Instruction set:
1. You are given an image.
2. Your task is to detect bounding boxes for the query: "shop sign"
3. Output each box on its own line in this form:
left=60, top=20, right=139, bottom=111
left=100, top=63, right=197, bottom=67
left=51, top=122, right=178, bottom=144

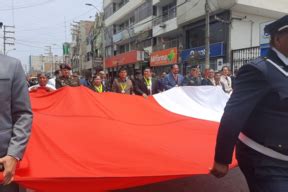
left=150, top=47, right=178, bottom=66
left=105, top=50, right=145, bottom=68
left=181, top=42, right=224, bottom=62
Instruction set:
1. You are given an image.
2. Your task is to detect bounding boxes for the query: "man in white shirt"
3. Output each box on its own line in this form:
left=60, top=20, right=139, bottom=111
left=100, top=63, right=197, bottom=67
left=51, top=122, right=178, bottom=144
left=220, top=66, right=232, bottom=94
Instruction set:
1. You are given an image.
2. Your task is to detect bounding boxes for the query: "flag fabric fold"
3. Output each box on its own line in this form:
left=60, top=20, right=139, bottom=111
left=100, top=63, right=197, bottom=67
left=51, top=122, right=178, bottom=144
left=1, top=86, right=235, bottom=192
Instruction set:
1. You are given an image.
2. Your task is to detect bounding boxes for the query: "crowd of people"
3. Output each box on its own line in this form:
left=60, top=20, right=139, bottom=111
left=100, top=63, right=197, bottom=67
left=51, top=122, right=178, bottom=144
left=26, top=63, right=235, bottom=96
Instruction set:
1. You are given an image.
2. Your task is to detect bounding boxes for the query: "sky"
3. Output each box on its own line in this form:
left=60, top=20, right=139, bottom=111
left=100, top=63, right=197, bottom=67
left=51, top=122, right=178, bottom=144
left=0, top=0, right=102, bottom=68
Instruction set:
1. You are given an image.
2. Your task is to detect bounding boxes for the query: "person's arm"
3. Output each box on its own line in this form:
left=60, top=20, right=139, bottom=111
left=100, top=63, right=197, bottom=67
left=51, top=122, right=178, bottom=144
left=134, top=80, right=145, bottom=96
left=163, top=75, right=172, bottom=90
left=55, top=78, right=61, bottom=89
left=211, top=64, right=270, bottom=177
left=0, top=61, right=33, bottom=185
left=153, top=79, right=159, bottom=94
left=183, top=76, right=189, bottom=86
left=130, top=80, right=135, bottom=95
left=179, top=75, right=185, bottom=86
left=111, top=80, right=117, bottom=93
left=9, top=61, right=33, bottom=160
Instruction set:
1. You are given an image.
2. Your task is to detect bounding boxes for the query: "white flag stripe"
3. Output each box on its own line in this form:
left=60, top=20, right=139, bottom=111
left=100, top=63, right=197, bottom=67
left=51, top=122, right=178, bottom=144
left=153, top=86, right=229, bottom=122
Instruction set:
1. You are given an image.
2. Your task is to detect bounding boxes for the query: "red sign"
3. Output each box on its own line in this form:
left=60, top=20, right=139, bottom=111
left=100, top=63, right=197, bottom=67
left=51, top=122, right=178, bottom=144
left=150, top=47, right=178, bottom=66
left=105, top=50, right=145, bottom=68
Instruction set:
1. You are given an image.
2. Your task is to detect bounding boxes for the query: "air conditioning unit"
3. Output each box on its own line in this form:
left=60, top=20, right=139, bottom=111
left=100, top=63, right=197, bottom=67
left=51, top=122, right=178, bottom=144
left=159, top=23, right=166, bottom=28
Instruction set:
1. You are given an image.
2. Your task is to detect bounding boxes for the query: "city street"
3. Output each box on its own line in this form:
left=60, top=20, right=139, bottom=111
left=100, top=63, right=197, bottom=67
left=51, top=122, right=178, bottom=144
left=0, top=0, right=287, bottom=191
left=117, top=168, right=249, bottom=192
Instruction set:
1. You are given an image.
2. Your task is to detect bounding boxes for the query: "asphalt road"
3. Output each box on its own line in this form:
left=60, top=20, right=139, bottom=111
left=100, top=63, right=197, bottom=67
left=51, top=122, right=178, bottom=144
left=116, top=168, right=249, bottom=192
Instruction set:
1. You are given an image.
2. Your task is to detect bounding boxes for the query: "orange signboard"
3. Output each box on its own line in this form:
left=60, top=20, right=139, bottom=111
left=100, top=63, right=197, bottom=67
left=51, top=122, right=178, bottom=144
left=150, top=47, right=178, bottom=66
left=105, top=50, right=144, bottom=68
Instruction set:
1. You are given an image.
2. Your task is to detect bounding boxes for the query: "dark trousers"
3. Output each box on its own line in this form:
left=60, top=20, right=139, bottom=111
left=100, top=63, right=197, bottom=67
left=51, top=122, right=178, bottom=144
left=239, top=163, right=288, bottom=192
left=0, top=183, right=19, bottom=192
left=237, top=141, right=288, bottom=192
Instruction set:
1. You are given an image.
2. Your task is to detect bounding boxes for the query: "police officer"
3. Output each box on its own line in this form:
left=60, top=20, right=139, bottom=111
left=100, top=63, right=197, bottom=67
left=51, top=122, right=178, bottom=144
left=55, top=64, right=80, bottom=89
left=184, top=65, right=203, bottom=86
left=211, top=15, right=288, bottom=192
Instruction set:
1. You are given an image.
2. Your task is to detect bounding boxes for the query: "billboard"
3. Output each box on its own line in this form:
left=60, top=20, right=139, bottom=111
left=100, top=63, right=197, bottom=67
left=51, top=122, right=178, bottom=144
left=150, top=47, right=178, bottom=66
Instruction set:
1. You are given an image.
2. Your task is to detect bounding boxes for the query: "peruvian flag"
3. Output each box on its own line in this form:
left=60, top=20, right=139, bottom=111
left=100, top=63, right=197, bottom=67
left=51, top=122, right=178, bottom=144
left=2, top=86, right=236, bottom=192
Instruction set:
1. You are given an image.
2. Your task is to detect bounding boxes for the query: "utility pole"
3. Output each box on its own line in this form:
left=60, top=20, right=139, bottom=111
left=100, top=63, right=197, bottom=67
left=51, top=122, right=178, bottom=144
left=45, top=46, right=53, bottom=75
left=205, top=0, right=210, bottom=69
left=3, top=25, right=15, bottom=55
left=71, top=21, right=80, bottom=73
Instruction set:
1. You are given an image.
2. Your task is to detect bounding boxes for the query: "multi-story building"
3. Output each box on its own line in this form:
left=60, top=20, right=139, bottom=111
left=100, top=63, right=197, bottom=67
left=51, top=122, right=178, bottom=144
left=102, top=0, right=287, bottom=76
left=177, top=0, right=288, bottom=73
left=86, top=13, right=105, bottom=74
left=150, top=0, right=181, bottom=74
left=29, top=55, right=64, bottom=76
left=70, top=20, right=94, bottom=75
left=103, top=0, right=153, bottom=77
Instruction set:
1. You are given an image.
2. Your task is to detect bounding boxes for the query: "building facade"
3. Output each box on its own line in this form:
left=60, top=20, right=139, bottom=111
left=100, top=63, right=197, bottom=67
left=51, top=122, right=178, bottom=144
left=101, top=0, right=288, bottom=77
left=29, top=55, right=64, bottom=76
left=103, top=0, right=153, bottom=77
left=70, top=20, right=95, bottom=75
left=177, top=0, right=288, bottom=73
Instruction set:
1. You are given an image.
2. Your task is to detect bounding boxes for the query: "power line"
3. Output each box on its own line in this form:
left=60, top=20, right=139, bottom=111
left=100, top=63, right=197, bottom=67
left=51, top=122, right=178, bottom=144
left=15, top=8, right=95, bottom=32
left=0, top=0, right=55, bottom=11
left=15, top=41, right=45, bottom=49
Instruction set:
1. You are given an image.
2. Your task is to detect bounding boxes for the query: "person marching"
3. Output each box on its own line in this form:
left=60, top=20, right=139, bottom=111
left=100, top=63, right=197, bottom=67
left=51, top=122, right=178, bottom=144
left=134, top=67, right=159, bottom=98
left=211, top=15, right=288, bottom=192
left=163, top=64, right=185, bottom=90
left=90, top=75, right=107, bottom=93
left=111, top=67, right=133, bottom=95
left=55, top=64, right=80, bottom=89
left=29, top=73, right=56, bottom=92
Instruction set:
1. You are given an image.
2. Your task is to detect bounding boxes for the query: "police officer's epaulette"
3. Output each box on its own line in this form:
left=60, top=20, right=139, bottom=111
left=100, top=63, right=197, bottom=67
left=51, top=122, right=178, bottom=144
left=246, top=56, right=268, bottom=75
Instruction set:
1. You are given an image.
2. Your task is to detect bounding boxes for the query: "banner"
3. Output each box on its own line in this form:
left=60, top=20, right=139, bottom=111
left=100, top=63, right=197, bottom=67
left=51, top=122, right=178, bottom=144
left=1, top=86, right=236, bottom=192
left=105, top=50, right=145, bottom=68
left=150, top=47, right=178, bottom=66
left=181, top=42, right=224, bottom=62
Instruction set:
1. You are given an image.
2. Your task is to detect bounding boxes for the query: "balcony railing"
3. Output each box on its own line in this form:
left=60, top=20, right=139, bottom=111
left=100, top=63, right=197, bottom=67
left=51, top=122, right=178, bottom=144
left=153, top=9, right=176, bottom=26
left=153, top=39, right=178, bottom=51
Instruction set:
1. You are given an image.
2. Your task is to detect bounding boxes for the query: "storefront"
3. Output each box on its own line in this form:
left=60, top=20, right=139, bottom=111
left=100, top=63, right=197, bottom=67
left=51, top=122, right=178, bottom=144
left=150, top=47, right=178, bottom=76
left=181, top=42, right=225, bottom=74
left=182, top=11, right=230, bottom=73
left=105, top=50, right=145, bottom=78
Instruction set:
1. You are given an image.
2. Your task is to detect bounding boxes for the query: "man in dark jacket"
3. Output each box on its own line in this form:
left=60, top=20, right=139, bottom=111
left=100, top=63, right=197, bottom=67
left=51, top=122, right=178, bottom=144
left=134, top=67, right=159, bottom=98
left=55, top=64, right=80, bottom=89
left=211, top=15, right=288, bottom=192
left=184, top=65, right=203, bottom=86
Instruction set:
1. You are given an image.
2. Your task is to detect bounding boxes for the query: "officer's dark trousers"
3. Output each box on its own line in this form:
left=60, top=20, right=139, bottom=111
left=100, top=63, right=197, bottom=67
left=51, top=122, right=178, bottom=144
left=239, top=163, right=288, bottom=192
left=237, top=142, right=288, bottom=192
left=0, top=183, right=19, bottom=192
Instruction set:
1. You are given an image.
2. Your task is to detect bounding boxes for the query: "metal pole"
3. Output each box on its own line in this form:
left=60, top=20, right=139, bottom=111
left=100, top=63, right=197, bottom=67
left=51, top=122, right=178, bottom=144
left=3, top=25, right=6, bottom=55
left=205, top=0, right=210, bottom=69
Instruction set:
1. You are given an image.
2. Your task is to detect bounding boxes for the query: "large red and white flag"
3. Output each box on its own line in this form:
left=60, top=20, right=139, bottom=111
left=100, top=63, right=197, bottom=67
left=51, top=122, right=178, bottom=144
left=1, top=86, right=236, bottom=192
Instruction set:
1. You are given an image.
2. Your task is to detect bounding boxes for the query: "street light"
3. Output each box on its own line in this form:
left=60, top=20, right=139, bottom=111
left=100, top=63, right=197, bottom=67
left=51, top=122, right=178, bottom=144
left=85, top=3, right=101, bottom=12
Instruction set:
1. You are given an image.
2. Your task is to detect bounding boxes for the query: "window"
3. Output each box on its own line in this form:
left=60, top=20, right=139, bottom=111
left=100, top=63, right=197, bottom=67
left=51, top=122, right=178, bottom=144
left=104, top=4, right=114, bottom=19
left=134, top=1, right=152, bottom=23
left=210, top=22, right=225, bottom=44
left=119, top=44, right=130, bottom=54
left=153, top=6, right=157, bottom=16
left=187, top=27, right=205, bottom=48
left=187, top=21, right=226, bottom=48
left=113, top=25, right=117, bottom=34
left=162, top=1, right=176, bottom=22
left=119, top=0, right=129, bottom=8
